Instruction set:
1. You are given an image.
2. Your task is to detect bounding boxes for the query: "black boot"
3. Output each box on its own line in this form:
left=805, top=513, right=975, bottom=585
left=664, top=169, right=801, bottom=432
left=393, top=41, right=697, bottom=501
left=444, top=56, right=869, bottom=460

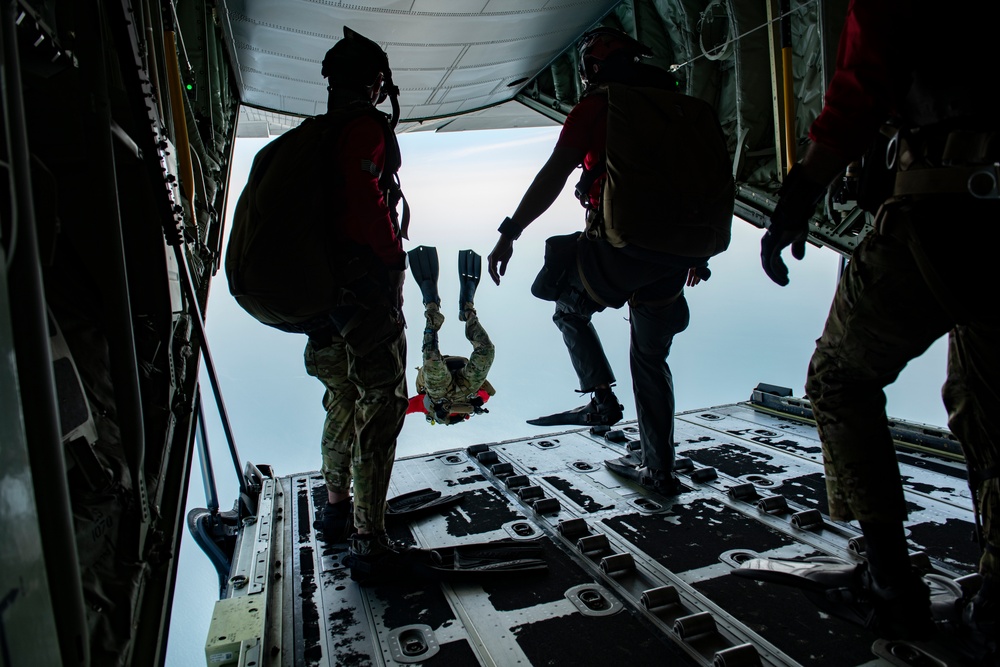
left=527, top=390, right=623, bottom=427
left=345, top=533, right=433, bottom=586
left=963, top=575, right=999, bottom=657
left=458, top=249, right=481, bottom=321
left=319, top=498, right=354, bottom=543
left=858, top=520, right=935, bottom=639
left=604, top=458, right=684, bottom=495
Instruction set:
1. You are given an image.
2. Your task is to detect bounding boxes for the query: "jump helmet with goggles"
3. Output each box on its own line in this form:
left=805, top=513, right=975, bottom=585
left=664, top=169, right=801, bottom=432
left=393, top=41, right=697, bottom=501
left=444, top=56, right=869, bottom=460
left=322, top=27, right=393, bottom=104
left=577, top=27, right=654, bottom=86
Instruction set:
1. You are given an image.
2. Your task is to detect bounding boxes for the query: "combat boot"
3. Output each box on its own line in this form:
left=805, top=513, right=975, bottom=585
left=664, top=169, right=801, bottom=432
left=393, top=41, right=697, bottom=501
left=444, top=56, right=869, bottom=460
left=861, top=568, right=935, bottom=640
left=527, top=389, right=623, bottom=427
left=319, top=499, right=354, bottom=543
left=345, top=532, right=422, bottom=586
left=604, top=458, right=684, bottom=496
left=962, top=575, right=998, bottom=659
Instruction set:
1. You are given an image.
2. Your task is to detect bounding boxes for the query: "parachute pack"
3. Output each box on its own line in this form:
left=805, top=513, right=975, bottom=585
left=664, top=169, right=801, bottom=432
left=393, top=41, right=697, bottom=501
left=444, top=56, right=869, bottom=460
left=225, top=104, right=406, bottom=329
left=590, top=84, right=735, bottom=258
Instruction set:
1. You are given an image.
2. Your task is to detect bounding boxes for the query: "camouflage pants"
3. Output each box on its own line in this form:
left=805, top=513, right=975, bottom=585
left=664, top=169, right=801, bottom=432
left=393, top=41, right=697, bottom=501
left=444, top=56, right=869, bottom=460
left=303, top=317, right=408, bottom=534
left=420, top=310, right=494, bottom=401
left=805, top=197, right=1000, bottom=577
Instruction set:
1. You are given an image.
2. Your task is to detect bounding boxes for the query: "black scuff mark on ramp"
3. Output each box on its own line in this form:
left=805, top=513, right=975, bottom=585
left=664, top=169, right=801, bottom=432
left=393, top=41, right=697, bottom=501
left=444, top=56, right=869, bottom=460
left=906, top=518, right=979, bottom=574
left=542, top=475, right=613, bottom=513
left=693, top=575, right=873, bottom=667
left=299, top=545, right=322, bottom=665
left=373, top=580, right=459, bottom=632
left=776, top=472, right=829, bottom=512
left=602, top=498, right=793, bottom=573
left=483, top=538, right=594, bottom=612
left=727, top=429, right=822, bottom=455
left=443, top=465, right=487, bottom=487
left=443, top=486, right=523, bottom=537
left=512, top=606, right=696, bottom=666
left=426, top=640, right=480, bottom=663
left=901, top=475, right=958, bottom=496
left=297, top=477, right=315, bottom=545
left=753, top=436, right=822, bottom=455
left=684, top=435, right=714, bottom=444
left=681, top=442, right=786, bottom=478
left=325, top=607, right=369, bottom=666
left=776, top=472, right=925, bottom=515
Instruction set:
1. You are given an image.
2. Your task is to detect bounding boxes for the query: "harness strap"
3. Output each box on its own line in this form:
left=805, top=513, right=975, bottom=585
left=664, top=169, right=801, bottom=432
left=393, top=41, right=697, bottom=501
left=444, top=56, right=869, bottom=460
left=894, top=163, right=1000, bottom=199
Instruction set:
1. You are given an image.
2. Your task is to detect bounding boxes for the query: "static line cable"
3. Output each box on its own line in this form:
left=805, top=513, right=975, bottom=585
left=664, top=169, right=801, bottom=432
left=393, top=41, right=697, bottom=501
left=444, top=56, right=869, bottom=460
left=669, top=0, right=820, bottom=73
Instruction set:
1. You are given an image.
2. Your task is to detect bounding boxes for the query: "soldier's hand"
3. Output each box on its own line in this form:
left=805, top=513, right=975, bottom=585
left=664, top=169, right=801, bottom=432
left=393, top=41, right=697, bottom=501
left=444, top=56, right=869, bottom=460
left=487, top=236, right=514, bottom=286
left=760, top=165, right=828, bottom=287
left=761, top=227, right=808, bottom=287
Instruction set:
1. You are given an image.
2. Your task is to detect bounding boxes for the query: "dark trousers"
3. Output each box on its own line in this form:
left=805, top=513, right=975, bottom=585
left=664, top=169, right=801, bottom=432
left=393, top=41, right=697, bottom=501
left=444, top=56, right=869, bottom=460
left=552, top=236, right=692, bottom=473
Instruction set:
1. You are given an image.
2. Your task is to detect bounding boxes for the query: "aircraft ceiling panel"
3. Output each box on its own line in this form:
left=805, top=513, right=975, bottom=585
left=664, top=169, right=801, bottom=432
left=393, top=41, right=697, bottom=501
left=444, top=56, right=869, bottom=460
left=224, top=0, right=620, bottom=124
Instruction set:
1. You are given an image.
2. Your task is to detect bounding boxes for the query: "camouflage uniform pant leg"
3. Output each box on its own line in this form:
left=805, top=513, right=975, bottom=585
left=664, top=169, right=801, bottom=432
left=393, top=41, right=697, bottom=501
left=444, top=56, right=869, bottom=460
left=420, top=337, right=452, bottom=399
left=304, top=338, right=358, bottom=493
left=805, top=224, right=953, bottom=525
left=943, top=322, right=1000, bottom=578
left=458, top=313, right=495, bottom=392
left=304, top=326, right=408, bottom=534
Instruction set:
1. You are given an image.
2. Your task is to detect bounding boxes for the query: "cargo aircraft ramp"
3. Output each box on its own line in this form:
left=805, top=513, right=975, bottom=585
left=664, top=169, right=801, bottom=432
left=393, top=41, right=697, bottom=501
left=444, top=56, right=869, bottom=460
left=207, top=387, right=976, bottom=666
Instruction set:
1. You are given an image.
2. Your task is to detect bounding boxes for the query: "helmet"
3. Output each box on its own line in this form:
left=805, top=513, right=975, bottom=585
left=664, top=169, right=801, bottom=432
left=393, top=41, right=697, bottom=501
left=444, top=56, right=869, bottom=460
left=577, top=27, right=653, bottom=86
left=322, top=26, right=392, bottom=102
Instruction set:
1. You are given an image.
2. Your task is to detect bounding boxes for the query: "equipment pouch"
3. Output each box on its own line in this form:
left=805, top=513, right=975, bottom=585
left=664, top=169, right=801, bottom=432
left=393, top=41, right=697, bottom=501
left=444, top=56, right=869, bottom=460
left=858, top=125, right=899, bottom=213
left=531, top=233, right=582, bottom=302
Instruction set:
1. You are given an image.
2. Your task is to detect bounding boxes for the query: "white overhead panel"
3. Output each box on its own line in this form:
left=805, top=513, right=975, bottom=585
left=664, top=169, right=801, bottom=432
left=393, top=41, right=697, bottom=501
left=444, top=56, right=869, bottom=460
left=224, top=0, right=619, bottom=134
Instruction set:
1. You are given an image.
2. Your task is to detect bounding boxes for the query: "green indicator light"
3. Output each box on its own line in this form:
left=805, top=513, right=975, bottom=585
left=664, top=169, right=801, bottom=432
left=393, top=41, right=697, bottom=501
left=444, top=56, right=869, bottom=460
left=186, top=84, right=193, bottom=90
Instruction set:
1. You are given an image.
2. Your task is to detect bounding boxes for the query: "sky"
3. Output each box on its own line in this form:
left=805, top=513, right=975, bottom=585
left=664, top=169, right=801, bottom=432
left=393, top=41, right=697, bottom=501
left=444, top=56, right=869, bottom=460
left=164, top=126, right=949, bottom=666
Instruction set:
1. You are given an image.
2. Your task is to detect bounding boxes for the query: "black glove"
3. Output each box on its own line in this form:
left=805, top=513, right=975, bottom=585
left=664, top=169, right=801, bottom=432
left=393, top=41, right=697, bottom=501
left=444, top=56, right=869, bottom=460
left=761, top=165, right=829, bottom=286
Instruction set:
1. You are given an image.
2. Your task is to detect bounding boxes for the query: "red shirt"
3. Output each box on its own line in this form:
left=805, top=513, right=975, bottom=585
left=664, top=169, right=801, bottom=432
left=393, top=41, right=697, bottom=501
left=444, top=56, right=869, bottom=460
left=556, top=93, right=608, bottom=208
left=808, top=1, right=907, bottom=160
left=406, top=390, right=491, bottom=416
left=335, top=114, right=405, bottom=267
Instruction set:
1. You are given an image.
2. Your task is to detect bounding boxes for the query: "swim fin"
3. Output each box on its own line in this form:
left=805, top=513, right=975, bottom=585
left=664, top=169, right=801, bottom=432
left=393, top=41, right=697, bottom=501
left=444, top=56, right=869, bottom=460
left=412, top=539, right=548, bottom=582
left=527, top=395, right=623, bottom=427
left=732, top=556, right=944, bottom=639
left=408, top=245, right=440, bottom=305
left=385, top=488, right=465, bottom=520
left=458, top=249, right=481, bottom=321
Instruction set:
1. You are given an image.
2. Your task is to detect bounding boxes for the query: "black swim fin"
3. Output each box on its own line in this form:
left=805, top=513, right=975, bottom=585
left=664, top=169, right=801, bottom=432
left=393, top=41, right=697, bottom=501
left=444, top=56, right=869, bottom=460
left=408, top=245, right=440, bottom=305
left=412, top=539, right=548, bottom=582
left=458, top=249, right=481, bottom=320
left=527, top=395, right=623, bottom=427
left=385, top=488, right=465, bottom=520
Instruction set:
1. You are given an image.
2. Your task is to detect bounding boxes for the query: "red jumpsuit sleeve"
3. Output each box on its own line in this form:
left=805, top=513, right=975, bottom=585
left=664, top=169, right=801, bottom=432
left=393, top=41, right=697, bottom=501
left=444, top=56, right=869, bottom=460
left=556, top=94, right=607, bottom=171
left=556, top=95, right=607, bottom=206
left=336, top=115, right=406, bottom=268
left=809, top=0, right=910, bottom=159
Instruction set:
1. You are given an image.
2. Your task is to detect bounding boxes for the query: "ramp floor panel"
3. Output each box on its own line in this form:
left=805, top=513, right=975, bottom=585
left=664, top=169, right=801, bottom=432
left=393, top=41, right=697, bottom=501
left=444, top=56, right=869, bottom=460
left=244, top=400, right=981, bottom=666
